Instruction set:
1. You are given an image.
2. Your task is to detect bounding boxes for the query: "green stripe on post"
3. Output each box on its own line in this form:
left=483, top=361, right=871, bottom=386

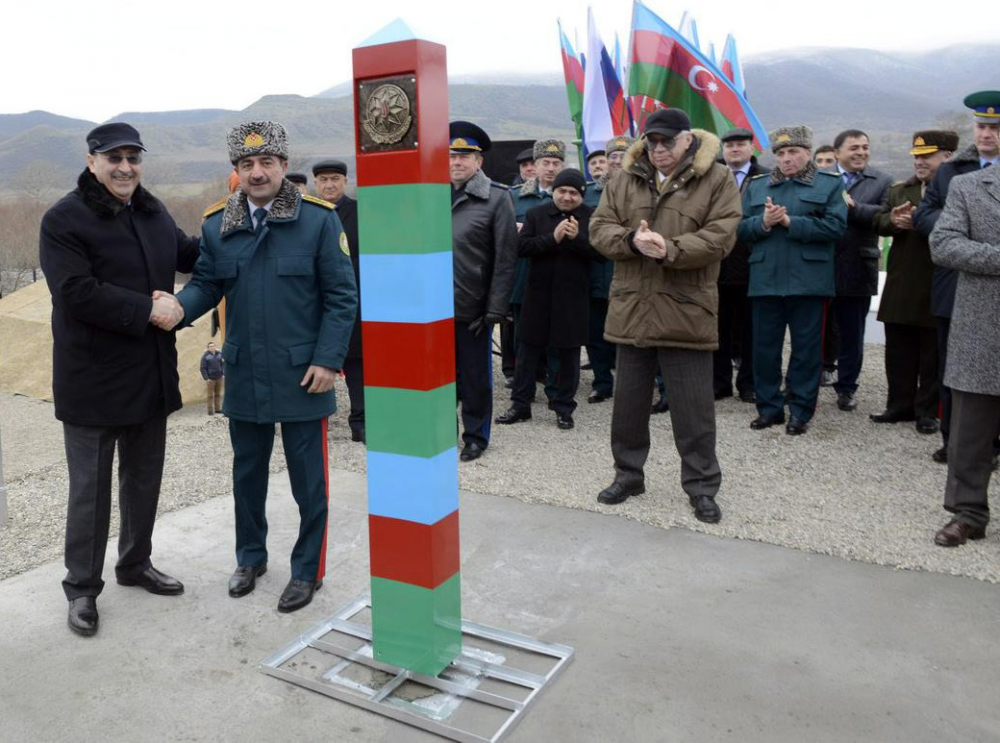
left=357, top=184, right=452, bottom=256
left=370, top=573, right=462, bottom=677
left=365, top=383, right=457, bottom=458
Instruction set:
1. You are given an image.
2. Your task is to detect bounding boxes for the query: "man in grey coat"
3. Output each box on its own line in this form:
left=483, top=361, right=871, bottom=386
left=928, top=165, right=1000, bottom=546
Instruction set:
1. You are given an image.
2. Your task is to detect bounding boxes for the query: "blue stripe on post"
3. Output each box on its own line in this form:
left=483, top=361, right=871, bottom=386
left=359, top=252, right=454, bottom=324
left=367, top=449, right=460, bottom=525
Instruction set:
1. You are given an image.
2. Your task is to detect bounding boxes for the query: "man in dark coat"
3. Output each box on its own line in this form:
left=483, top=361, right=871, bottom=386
left=200, top=340, right=225, bottom=415
left=913, top=90, right=1000, bottom=463
left=829, top=129, right=893, bottom=412
left=160, top=121, right=358, bottom=614
left=496, top=169, right=601, bottom=429
left=714, top=127, right=768, bottom=402
left=313, top=158, right=365, bottom=443
left=39, top=122, right=200, bottom=636
left=871, top=131, right=958, bottom=433
left=449, top=121, right=518, bottom=461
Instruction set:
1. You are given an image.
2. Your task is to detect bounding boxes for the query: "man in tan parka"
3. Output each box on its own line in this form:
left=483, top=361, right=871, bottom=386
left=590, top=108, right=742, bottom=523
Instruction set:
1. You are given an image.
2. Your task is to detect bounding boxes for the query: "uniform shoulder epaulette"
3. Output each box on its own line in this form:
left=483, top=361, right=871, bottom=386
left=202, top=198, right=226, bottom=219
left=890, top=179, right=907, bottom=187
left=302, top=194, right=336, bottom=210
left=750, top=173, right=769, bottom=180
left=490, top=181, right=509, bottom=190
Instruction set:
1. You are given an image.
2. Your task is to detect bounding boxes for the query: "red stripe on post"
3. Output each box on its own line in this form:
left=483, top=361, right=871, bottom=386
left=362, top=318, right=456, bottom=391
left=369, top=511, right=460, bottom=590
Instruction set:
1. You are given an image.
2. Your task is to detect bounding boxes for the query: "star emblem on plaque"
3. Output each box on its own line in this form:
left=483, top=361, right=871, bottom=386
left=358, top=76, right=418, bottom=152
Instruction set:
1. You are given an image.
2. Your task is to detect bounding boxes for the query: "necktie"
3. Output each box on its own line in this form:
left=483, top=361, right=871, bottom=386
left=843, top=172, right=857, bottom=189
left=984, top=161, right=993, bottom=169
left=253, top=207, right=267, bottom=233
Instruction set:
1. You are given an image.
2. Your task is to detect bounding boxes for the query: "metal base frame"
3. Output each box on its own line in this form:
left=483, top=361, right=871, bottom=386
left=259, top=596, right=574, bottom=742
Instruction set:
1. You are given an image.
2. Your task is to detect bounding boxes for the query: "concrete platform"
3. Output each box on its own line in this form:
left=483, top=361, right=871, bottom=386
left=1, top=468, right=998, bottom=743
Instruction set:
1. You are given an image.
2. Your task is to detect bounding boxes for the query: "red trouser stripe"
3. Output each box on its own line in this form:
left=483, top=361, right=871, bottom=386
left=316, top=417, right=330, bottom=582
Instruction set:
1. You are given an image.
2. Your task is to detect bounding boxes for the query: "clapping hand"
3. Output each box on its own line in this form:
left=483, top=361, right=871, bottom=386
left=150, top=291, right=185, bottom=331
left=632, top=219, right=668, bottom=260
left=890, top=201, right=915, bottom=230
left=554, top=215, right=579, bottom=243
left=763, top=197, right=790, bottom=229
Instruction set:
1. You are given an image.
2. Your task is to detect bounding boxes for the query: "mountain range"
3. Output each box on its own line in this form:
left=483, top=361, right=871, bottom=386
left=0, top=44, right=995, bottom=194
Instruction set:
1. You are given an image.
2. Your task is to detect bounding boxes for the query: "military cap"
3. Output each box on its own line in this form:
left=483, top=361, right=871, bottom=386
left=552, top=168, right=586, bottom=196
left=227, top=121, right=288, bottom=164
left=587, top=149, right=606, bottom=162
left=86, top=122, right=145, bottom=153
left=449, top=121, right=491, bottom=153
left=515, top=147, right=535, bottom=164
left=721, top=127, right=754, bottom=143
left=533, top=139, right=566, bottom=161
left=769, top=125, right=813, bottom=152
left=605, top=135, right=635, bottom=154
left=963, top=91, right=1000, bottom=124
left=909, top=130, right=960, bottom=156
left=644, top=108, right=691, bottom=138
left=312, top=159, right=348, bottom=177
left=286, top=172, right=308, bottom=185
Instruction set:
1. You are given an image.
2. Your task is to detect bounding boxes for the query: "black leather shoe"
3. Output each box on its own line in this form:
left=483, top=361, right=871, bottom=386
left=460, top=443, right=485, bottom=462
left=650, top=395, right=670, bottom=414
left=117, top=566, right=184, bottom=595
left=495, top=407, right=531, bottom=424
left=67, top=597, right=98, bottom=637
left=820, top=370, right=836, bottom=387
left=932, top=446, right=948, bottom=464
left=228, top=564, right=267, bottom=598
left=750, top=413, right=785, bottom=430
left=597, top=481, right=645, bottom=505
left=277, top=579, right=322, bottom=613
left=350, top=428, right=366, bottom=443
left=837, top=392, right=857, bottom=411
left=916, top=417, right=939, bottom=435
left=588, top=390, right=611, bottom=403
left=785, top=417, right=808, bottom=435
left=738, top=389, right=756, bottom=403
left=690, top=495, right=721, bottom=523
left=556, top=413, right=574, bottom=430
left=869, top=409, right=915, bottom=423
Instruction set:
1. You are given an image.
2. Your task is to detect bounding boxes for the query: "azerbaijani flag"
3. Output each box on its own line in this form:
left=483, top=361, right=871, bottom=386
left=628, top=1, right=769, bottom=151
left=720, top=34, right=747, bottom=97
left=558, top=20, right=585, bottom=148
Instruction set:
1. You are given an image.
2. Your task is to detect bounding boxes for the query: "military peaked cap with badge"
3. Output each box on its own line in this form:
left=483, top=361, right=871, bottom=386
left=86, top=122, right=146, bottom=153
left=964, top=91, right=1000, bottom=124
left=769, top=125, right=813, bottom=152
left=449, top=121, right=492, bottom=153
left=606, top=135, right=635, bottom=154
left=533, top=139, right=566, bottom=161
left=227, top=121, right=289, bottom=164
left=313, top=159, right=348, bottom=177
left=909, top=130, right=960, bottom=156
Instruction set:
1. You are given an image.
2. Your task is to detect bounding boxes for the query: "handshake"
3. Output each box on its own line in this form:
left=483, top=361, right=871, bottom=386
left=149, top=291, right=185, bottom=331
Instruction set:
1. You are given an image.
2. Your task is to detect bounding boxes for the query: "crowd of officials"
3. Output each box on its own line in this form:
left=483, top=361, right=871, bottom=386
left=38, top=90, right=1000, bottom=637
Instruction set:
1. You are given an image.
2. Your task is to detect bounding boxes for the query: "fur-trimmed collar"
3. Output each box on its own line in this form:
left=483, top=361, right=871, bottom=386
left=76, top=169, right=162, bottom=219
left=515, top=175, right=543, bottom=197
left=622, top=128, right=722, bottom=182
left=949, top=143, right=983, bottom=166
left=770, top=160, right=818, bottom=186
left=462, top=168, right=492, bottom=200
left=220, top=178, right=301, bottom=235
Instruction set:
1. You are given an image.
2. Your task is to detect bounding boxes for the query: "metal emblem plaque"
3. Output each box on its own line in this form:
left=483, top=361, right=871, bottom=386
left=358, top=76, right=417, bottom=152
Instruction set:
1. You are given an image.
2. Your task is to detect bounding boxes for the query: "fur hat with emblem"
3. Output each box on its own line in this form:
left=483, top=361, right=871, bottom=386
left=605, top=135, right=635, bottom=155
left=533, top=139, right=566, bottom=161
left=769, top=125, right=812, bottom=153
left=227, top=121, right=289, bottom=164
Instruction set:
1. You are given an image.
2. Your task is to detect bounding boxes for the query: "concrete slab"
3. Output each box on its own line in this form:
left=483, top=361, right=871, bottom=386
left=1, top=469, right=998, bottom=743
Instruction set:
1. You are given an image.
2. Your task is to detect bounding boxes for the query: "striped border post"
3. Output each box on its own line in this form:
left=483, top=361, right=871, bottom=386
left=353, top=21, right=460, bottom=677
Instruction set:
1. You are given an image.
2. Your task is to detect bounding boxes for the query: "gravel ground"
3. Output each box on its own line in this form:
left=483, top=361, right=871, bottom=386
left=2, top=340, right=998, bottom=583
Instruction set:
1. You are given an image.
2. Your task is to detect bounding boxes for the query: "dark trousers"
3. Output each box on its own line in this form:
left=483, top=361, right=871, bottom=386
left=229, top=417, right=330, bottom=582
left=822, top=299, right=840, bottom=372
left=455, top=320, right=493, bottom=449
left=714, top=283, right=754, bottom=396
left=500, top=321, right=516, bottom=378
left=62, top=416, right=167, bottom=600
left=882, top=323, right=938, bottom=418
left=833, top=295, right=872, bottom=394
left=512, top=343, right=580, bottom=416
left=586, top=298, right=615, bottom=396
left=611, top=345, right=720, bottom=499
left=944, top=390, right=1000, bottom=529
left=753, top=296, right=824, bottom=422
left=937, top=317, right=952, bottom=443
left=343, top=356, right=365, bottom=434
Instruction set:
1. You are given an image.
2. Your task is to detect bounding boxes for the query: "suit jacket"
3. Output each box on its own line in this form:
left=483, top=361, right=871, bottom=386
left=930, top=167, right=1000, bottom=396
left=832, top=166, right=893, bottom=296
left=719, top=157, right=768, bottom=285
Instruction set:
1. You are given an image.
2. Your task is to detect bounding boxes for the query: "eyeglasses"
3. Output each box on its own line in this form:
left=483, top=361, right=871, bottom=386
left=647, top=137, right=677, bottom=151
left=100, top=153, right=143, bottom=165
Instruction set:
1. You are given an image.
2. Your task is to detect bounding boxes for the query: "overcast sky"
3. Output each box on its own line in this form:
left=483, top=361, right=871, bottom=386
left=5, top=0, right=994, bottom=123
